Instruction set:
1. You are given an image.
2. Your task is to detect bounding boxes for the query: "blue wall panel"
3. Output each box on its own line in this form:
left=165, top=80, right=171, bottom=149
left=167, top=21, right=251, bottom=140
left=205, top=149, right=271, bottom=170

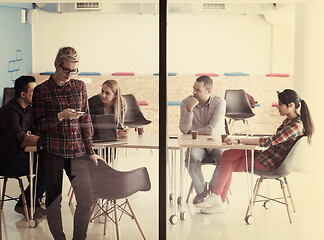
left=0, top=5, right=32, bottom=105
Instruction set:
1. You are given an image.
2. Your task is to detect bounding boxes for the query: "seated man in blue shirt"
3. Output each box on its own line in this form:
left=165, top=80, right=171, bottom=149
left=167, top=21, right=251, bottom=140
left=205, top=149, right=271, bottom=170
left=0, top=75, right=45, bottom=218
left=179, top=75, right=227, bottom=204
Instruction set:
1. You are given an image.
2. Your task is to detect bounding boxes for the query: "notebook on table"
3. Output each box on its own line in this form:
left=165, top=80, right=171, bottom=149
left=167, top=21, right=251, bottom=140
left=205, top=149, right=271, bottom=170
left=91, top=114, right=121, bottom=143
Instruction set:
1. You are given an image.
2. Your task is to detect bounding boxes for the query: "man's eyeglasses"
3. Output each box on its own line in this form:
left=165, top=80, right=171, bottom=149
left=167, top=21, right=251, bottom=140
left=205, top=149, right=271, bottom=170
left=60, top=65, right=79, bottom=75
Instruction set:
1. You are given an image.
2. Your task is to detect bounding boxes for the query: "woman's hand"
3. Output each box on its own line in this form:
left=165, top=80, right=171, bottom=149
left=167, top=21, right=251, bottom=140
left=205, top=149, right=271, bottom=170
left=117, top=129, right=128, bottom=138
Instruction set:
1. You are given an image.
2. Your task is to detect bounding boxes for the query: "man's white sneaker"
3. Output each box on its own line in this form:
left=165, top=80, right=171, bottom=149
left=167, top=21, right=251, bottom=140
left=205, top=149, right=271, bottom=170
left=195, top=193, right=222, bottom=208
left=200, top=203, right=227, bottom=214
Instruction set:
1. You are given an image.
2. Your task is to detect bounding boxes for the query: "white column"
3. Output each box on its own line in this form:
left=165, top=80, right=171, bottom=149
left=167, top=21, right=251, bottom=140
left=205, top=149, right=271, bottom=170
left=294, top=0, right=324, bottom=236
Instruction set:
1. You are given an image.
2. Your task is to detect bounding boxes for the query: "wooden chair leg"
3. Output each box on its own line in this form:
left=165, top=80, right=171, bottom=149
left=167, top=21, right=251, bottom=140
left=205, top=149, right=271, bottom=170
left=280, top=179, right=292, bottom=223
left=126, top=199, right=146, bottom=239
left=245, top=178, right=262, bottom=219
left=284, top=177, right=296, bottom=212
left=67, top=185, right=73, bottom=197
left=1, top=177, right=8, bottom=209
left=104, top=200, right=109, bottom=235
left=18, top=178, right=29, bottom=221
left=69, top=189, right=74, bottom=205
left=186, top=181, right=194, bottom=203
left=89, top=199, right=98, bottom=224
left=114, top=201, right=120, bottom=240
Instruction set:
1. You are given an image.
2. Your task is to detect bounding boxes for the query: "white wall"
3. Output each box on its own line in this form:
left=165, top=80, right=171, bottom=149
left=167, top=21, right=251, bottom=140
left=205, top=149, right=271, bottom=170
left=32, top=11, right=159, bottom=73
left=271, top=24, right=295, bottom=73
left=167, top=13, right=272, bottom=74
left=32, top=10, right=283, bottom=75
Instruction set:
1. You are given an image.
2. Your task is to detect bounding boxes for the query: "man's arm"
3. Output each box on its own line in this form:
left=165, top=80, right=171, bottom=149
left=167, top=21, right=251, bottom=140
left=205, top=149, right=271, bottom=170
left=78, top=82, right=95, bottom=156
left=179, top=97, right=197, bottom=134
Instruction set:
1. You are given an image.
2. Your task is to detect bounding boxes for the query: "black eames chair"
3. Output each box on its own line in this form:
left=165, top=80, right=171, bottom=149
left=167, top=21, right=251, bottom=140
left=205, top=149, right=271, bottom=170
left=123, top=94, right=151, bottom=129
left=225, top=89, right=255, bottom=135
left=0, top=170, right=30, bottom=221
left=2, top=87, right=15, bottom=106
left=88, top=161, right=151, bottom=239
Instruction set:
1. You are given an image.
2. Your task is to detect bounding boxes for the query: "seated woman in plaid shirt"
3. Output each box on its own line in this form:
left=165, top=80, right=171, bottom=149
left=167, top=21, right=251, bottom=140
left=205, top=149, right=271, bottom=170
left=196, top=89, right=313, bottom=214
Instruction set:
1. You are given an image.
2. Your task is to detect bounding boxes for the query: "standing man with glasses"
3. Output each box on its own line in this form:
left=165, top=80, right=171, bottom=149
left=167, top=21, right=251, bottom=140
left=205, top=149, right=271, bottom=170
left=32, top=46, right=104, bottom=240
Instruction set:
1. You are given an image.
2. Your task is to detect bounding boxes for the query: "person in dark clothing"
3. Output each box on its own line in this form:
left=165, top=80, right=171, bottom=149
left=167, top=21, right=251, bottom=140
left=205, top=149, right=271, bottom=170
left=0, top=75, right=46, bottom=219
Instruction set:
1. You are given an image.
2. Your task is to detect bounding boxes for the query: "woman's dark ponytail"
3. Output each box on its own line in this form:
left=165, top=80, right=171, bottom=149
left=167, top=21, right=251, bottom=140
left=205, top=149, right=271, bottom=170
left=300, top=99, right=313, bottom=143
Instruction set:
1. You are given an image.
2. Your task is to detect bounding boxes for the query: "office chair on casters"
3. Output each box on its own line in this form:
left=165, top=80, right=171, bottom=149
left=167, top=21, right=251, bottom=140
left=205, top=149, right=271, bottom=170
left=88, top=161, right=151, bottom=239
left=0, top=170, right=30, bottom=221
left=2, top=87, right=15, bottom=106
left=244, top=136, right=304, bottom=224
left=123, top=94, right=151, bottom=129
left=225, top=89, right=255, bottom=136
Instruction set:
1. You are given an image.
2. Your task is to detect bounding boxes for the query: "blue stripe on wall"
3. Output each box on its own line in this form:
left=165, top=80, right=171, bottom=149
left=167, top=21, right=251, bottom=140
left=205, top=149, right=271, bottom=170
left=0, top=5, right=32, bottom=105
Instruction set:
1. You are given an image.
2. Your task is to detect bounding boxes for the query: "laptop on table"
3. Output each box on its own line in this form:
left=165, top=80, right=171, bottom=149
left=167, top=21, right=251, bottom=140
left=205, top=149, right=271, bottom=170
left=91, top=114, right=122, bottom=143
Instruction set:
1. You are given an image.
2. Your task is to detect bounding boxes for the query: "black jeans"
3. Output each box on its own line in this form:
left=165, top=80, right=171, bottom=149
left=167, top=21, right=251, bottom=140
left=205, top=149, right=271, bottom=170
left=39, top=150, right=94, bottom=240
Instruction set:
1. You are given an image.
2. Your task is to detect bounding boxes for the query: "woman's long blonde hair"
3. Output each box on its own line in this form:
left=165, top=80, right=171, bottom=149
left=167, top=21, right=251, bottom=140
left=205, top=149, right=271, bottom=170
left=102, top=80, right=126, bottom=127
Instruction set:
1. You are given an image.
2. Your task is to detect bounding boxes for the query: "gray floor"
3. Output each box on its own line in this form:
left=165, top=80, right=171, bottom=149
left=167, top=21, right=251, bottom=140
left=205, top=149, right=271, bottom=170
left=1, top=148, right=324, bottom=240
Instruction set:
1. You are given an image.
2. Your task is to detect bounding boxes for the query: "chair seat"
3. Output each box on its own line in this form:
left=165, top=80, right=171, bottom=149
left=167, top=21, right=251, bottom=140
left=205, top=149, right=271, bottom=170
left=124, top=119, right=152, bottom=128
left=201, top=157, right=216, bottom=165
left=225, top=113, right=255, bottom=119
left=253, top=169, right=286, bottom=179
left=88, top=161, right=151, bottom=201
left=0, top=170, right=27, bottom=178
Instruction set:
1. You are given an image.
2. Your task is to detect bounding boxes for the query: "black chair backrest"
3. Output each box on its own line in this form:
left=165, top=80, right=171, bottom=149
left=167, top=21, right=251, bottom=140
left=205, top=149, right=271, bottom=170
left=225, top=89, right=254, bottom=116
left=2, top=87, right=15, bottom=106
left=87, top=161, right=151, bottom=200
left=123, top=94, right=151, bottom=127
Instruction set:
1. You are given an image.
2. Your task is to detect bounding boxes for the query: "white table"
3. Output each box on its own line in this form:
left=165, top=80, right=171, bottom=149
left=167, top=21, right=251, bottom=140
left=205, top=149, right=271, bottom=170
left=176, top=134, right=262, bottom=224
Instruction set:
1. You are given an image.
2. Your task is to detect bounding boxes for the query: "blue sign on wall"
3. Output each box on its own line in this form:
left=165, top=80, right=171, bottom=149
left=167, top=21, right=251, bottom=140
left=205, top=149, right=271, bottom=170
left=8, top=50, right=23, bottom=82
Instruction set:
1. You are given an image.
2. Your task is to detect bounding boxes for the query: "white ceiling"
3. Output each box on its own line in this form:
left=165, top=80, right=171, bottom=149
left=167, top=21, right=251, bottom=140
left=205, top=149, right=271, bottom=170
left=0, top=0, right=306, bottom=3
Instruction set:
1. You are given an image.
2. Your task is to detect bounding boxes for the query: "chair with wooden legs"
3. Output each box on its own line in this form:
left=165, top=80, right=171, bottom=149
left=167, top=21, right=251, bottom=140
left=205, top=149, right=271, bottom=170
left=88, top=161, right=151, bottom=239
left=244, top=136, right=304, bottom=224
left=0, top=170, right=30, bottom=221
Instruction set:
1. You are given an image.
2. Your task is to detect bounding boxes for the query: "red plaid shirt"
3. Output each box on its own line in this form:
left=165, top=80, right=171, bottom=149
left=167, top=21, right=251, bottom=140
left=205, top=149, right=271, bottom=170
left=256, top=116, right=304, bottom=170
left=32, top=76, right=95, bottom=158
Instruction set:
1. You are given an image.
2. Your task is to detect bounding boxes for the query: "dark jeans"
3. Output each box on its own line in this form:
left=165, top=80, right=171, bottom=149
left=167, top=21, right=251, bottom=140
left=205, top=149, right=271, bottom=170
left=39, top=150, right=94, bottom=240
left=1, top=153, right=45, bottom=207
